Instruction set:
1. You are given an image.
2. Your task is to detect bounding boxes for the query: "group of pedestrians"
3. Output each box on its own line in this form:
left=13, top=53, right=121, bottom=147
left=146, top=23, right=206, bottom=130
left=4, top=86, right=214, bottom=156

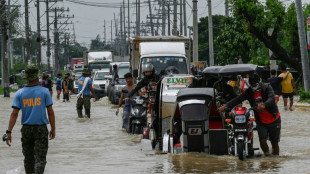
left=267, top=65, right=297, bottom=111
left=55, top=73, right=75, bottom=102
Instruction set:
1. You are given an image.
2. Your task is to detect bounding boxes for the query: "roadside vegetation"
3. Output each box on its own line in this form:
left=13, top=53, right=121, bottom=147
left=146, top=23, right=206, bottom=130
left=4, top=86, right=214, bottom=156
left=0, top=87, right=18, bottom=95
left=299, top=88, right=310, bottom=103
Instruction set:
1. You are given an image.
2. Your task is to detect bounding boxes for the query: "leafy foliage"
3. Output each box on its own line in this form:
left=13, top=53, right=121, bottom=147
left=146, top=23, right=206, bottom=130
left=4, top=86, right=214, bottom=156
left=230, top=0, right=310, bottom=73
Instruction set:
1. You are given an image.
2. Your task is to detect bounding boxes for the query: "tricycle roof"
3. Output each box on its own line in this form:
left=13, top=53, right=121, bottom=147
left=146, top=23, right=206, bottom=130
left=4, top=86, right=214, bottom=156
left=177, top=88, right=214, bottom=101
left=202, top=66, right=222, bottom=74
left=219, top=64, right=257, bottom=75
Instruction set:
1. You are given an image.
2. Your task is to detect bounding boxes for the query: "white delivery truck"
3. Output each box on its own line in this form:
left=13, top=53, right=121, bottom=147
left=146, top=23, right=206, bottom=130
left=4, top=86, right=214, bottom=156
left=83, top=50, right=114, bottom=73
left=129, top=36, right=191, bottom=79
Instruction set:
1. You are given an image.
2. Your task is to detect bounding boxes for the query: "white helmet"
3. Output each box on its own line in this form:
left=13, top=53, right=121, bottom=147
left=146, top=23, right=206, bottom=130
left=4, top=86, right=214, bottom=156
left=142, top=63, right=154, bottom=73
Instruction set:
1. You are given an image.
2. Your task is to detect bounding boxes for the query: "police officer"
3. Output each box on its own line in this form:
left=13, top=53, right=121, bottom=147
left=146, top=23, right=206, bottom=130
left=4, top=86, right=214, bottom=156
left=76, top=68, right=98, bottom=118
left=5, top=64, right=56, bottom=174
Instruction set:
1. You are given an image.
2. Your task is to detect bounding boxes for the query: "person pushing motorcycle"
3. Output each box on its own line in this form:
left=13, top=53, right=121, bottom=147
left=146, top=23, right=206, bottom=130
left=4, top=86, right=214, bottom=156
left=218, top=74, right=281, bottom=156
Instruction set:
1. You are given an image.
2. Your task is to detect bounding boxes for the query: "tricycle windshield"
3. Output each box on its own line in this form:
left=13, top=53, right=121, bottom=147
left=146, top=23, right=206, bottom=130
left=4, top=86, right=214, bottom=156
left=141, top=57, right=188, bottom=76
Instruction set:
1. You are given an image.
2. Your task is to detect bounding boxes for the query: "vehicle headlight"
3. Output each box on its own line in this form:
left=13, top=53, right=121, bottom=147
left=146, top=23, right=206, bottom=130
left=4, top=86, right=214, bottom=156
left=93, top=84, right=100, bottom=89
left=135, top=98, right=144, bottom=104
left=131, top=108, right=139, bottom=115
left=235, top=115, right=246, bottom=123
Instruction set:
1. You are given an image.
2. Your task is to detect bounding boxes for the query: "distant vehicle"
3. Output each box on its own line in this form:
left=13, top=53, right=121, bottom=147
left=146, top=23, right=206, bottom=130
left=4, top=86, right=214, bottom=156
left=73, top=63, right=84, bottom=73
left=92, top=70, right=110, bottom=98
left=129, top=36, right=191, bottom=80
left=71, top=58, right=84, bottom=70
left=83, top=50, right=114, bottom=73
left=107, top=62, right=130, bottom=104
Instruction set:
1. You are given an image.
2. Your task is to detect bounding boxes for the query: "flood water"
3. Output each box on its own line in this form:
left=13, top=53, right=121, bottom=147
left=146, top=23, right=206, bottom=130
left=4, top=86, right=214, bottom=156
left=1, top=92, right=310, bottom=174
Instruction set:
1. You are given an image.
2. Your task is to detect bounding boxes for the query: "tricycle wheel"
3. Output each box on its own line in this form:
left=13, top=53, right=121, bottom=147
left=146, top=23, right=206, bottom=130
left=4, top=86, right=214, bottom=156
left=237, top=141, right=244, bottom=161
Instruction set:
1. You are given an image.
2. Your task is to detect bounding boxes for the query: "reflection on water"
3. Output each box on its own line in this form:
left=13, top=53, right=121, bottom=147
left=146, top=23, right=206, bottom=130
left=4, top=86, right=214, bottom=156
left=1, top=92, right=310, bottom=173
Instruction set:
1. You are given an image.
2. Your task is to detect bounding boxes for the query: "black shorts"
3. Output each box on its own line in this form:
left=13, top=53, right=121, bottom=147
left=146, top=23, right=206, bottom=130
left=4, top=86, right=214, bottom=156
left=282, top=92, right=294, bottom=99
left=256, top=117, right=281, bottom=143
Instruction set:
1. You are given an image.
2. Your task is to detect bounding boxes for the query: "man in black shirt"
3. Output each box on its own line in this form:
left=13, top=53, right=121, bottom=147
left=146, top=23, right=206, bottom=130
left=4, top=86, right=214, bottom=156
left=267, top=70, right=288, bottom=104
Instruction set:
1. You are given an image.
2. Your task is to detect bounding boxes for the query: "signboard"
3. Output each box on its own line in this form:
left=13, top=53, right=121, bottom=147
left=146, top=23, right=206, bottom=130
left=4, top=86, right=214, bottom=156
left=163, top=77, right=193, bottom=86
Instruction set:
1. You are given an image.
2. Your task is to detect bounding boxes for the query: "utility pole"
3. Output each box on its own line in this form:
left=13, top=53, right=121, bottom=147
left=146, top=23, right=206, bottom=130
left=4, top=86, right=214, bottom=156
left=192, top=0, right=198, bottom=62
left=208, top=0, right=214, bottom=66
left=1, top=0, right=9, bottom=97
left=225, top=0, right=229, bottom=17
left=25, top=0, right=31, bottom=64
left=46, top=0, right=51, bottom=74
left=172, top=0, right=177, bottom=35
left=183, top=0, right=187, bottom=36
left=162, top=0, right=166, bottom=35
left=295, top=0, right=310, bottom=91
left=128, top=0, right=130, bottom=37
left=104, top=20, right=106, bottom=44
left=167, top=1, right=170, bottom=35
left=36, top=0, right=41, bottom=69
left=148, top=0, right=154, bottom=36
left=7, top=0, right=12, bottom=69
left=120, top=6, right=123, bottom=57
left=122, top=0, right=124, bottom=56
left=114, top=13, right=118, bottom=36
left=72, top=22, right=76, bottom=43
left=180, top=0, right=183, bottom=35
left=54, top=8, right=59, bottom=74
left=136, top=0, right=140, bottom=36
left=111, top=20, right=113, bottom=45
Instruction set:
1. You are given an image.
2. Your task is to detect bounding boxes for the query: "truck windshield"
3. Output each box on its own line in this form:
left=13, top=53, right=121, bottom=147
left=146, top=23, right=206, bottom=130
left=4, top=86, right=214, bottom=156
left=89, top=63, right=110, bottom=72
left=141, top=57, right=188, bottom=75
left=94, top=72, right=109, bottom=80
left=118, top=66, right=130, bottom=79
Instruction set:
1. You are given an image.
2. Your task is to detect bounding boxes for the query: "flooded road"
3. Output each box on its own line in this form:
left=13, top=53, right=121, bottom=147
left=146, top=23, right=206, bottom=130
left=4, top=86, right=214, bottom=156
left=1, top=92, right=310, bottom=174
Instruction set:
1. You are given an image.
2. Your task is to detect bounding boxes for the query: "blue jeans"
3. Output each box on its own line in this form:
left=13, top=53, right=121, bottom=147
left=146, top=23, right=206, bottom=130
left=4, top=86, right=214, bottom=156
left=123, top=110, right=130, bottom=130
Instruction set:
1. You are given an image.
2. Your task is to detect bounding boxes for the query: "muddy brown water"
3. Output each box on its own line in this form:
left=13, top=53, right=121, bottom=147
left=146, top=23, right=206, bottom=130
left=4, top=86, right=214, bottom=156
left=1, top=92, right=310, bottom=174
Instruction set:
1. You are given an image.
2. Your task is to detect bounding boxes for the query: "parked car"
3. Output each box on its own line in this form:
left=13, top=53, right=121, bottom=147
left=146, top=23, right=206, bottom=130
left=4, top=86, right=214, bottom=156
left=107, top=62, right=130, bottom=104
left=92, top=70, right=110, bottom=98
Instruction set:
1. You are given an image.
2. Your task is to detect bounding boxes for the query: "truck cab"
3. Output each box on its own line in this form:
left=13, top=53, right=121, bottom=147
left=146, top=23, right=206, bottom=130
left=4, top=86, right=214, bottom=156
left=83, top=50, right=114, bottom=74
left=129, top=36, right=191, bottom=79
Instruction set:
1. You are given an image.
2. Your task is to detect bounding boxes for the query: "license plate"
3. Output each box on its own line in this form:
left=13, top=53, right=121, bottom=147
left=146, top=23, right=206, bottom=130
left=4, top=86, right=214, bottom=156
left=235, top=129, right=247, bottom=132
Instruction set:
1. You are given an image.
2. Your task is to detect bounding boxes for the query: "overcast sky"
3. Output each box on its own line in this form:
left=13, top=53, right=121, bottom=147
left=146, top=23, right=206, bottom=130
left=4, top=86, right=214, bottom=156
left=16, top=0, right=303, bottom=47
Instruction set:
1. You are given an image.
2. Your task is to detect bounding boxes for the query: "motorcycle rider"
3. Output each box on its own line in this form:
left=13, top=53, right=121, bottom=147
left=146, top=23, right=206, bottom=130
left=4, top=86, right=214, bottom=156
left=125, top=63, right=160, bottom=102
left=218, top=74, right=281, bottom=156
left=125, top=63, right=160, bottom=144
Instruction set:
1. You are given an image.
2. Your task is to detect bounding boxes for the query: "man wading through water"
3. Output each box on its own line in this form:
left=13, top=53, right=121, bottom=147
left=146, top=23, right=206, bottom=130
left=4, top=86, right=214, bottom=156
left=219, top=74, right=281, bottom=156
left=4, top=64, right=56, bottom=174
left=76, top=68, right=98, bottom=118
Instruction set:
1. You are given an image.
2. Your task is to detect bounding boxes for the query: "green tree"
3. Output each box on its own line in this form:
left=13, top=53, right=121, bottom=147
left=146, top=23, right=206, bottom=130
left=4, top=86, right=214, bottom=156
left=230, top=0, right=310, bottom=73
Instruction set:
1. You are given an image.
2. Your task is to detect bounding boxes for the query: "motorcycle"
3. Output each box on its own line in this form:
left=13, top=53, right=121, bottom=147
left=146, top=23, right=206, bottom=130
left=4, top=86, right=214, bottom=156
left=224, top=106, right=258, bottom=160
left=128, top=95, right=150, bottom=134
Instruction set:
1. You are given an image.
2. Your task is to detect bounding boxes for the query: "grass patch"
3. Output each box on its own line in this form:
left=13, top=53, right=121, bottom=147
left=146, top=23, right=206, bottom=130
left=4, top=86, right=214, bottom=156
left=0, top=87, right=18, bottom=95
left=299, top=88, right=310, bottom=103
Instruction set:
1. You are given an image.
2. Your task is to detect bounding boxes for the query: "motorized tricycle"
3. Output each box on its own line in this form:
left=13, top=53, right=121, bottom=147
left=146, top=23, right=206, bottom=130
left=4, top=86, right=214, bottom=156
left=214, top=64, right=260, bottom=160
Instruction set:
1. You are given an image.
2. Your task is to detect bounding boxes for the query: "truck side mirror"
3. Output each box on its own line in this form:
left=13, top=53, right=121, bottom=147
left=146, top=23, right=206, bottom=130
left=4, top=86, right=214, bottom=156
left=133, top=69, right=138, bottom=78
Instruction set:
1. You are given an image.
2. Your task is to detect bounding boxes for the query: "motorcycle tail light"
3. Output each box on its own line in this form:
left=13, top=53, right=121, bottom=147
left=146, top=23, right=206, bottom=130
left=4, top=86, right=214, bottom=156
left=225, top=119, right=231, bottom=123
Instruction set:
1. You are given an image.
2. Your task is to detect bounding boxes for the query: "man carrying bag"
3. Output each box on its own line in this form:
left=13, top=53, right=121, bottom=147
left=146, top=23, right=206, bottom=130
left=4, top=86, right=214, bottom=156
left=76, top=68, right=98, bottom=118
